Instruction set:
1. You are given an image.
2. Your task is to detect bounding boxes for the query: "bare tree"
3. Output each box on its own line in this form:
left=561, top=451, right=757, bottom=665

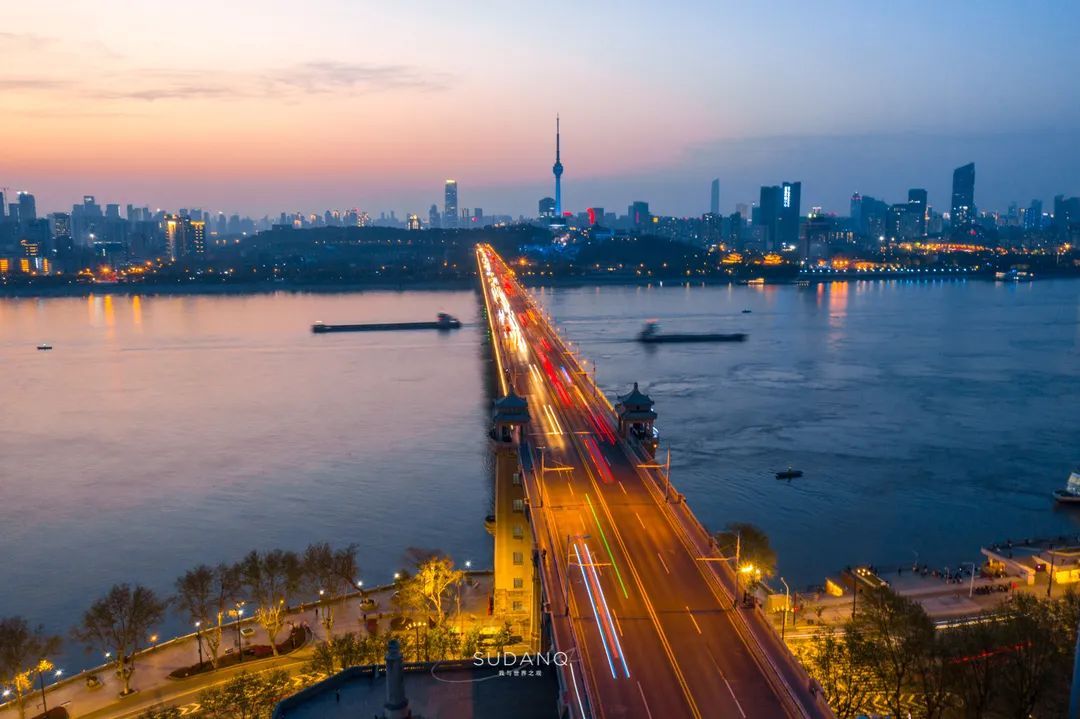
left=73, top=584, right=167, bottom=696
left=174, top=564, right=241, bottom=669
left=396, top=549, right=464, bottom=626
left=0, top=616, right=62, bottom=719
left=237, top=550, right=300, bottom=655
left=301, top=543, right=361, bottom=634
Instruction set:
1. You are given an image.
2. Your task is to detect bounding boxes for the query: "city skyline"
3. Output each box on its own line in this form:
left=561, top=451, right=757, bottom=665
left=2, top=1, right=1078, bottom=217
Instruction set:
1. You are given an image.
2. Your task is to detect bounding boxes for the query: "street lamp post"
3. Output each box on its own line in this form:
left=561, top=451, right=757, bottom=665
left=967, top=562, right=977, bottom=598
left=195, top=621, right=204, bottom=667
left=780, top=577, right=790, bottom=640
left=1048, top=545, right=1057, bottom=599
left=235, top=605, right=245, bottom=663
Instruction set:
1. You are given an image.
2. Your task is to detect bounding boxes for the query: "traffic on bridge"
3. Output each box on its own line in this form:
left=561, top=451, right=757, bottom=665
left=477, top=245, right=832, bottom=719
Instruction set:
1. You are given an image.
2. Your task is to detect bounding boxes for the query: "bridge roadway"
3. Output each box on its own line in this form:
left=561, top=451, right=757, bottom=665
left=478, top=246, right=831, bottom=719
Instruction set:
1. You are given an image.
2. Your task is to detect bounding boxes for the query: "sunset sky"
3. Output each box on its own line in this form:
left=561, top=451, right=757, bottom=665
left=3, top=0, right=1079, bottom=217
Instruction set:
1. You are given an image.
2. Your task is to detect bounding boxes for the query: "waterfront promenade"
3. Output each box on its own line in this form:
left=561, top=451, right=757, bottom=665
left=0, top=574, right=496, bottom=719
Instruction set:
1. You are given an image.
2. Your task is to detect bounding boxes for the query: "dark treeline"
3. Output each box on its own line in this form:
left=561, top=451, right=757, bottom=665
left=800, top=586, right=1080, bottom=719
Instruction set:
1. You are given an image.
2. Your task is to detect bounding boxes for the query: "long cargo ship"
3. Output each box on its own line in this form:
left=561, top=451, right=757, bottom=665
left=312, top=313, right=462, bottom=334
left=636, top=321, right=747, bottom=344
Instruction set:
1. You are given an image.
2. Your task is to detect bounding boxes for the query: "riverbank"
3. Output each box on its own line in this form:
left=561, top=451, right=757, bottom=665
left=6, top=267, right=1077, bottom=298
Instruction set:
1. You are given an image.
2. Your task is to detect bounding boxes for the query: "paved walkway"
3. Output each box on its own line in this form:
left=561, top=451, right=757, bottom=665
left=0, top=573, right=496, bottom=719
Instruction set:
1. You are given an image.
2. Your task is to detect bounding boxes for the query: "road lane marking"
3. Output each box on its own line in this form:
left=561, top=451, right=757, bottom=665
left=637, top=681, right=655, bottom=719
left=618, top=480, right=628, bottom=494
left=686, top=606, right=702, bottom=634
left=634, top=511, right=646, bottom=529
left=707, top=650, right=747, bottom=719
left=585, top=493, right=629, bottom=599
left=657, top=553, right=670, bottom=574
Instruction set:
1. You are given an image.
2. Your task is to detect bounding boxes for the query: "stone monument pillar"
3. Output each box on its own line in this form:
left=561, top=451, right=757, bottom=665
left=384, top=638, right=411, bottom=719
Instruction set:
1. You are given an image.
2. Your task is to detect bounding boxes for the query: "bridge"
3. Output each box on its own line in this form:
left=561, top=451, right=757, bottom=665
left=477, top=245, right=833, bottom=719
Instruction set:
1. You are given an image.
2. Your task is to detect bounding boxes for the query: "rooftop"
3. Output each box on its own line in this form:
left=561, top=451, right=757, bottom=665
left=274, top=661, right=560, bottom=719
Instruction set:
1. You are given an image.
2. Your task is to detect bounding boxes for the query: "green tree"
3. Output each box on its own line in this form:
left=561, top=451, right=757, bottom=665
left=301, top=543, right=362, bottom=635
left=73, top=584, right=167, bottom=696
left=238, top=550, right=301, bottom=655
left=847, top=586, right=932, bottom=719
left=713, top=522, right=777, bottom=578
left=0, top=616, right=62, bottom=719
left=198, top=670, right=291, bottom=719
left=799, top=626, right=871, bottom=719
left=137, top=705, right=183, bottom=719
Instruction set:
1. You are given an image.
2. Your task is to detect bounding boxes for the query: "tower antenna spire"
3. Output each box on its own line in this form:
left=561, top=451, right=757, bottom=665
left=552, top=114, right=564, bottom=217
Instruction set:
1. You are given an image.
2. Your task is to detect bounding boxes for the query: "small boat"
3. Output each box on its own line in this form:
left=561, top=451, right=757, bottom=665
left=1053, top=469, right=1080, bottom=505
left=741, top=309, right=752, bottom=314
left=775, top=467, right=803, bottom=480
left=37, top=344, right=53, bottom=351
left=637, top=321, right=746, bottom=344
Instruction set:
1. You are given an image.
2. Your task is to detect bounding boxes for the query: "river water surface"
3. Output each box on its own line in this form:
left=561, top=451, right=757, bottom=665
left=1, top=279, right=1078, bottom=669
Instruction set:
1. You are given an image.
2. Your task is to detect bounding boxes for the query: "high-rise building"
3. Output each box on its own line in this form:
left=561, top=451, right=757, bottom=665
left=907, top=188, right=928, bottom=237
left=1024, top=199, right=1043, bottom=231
left=0, top=191, right=5, bottom=219
left=17, top=192, right=36, bottom=222
left=710, top=179, right=720, bottom=216
left=444, top=180, right=458, bottom=228
left=629, top=201, right=651, bottom=228
left=552, top=116, right=564, bottom=217
left=850, top=193, right=863, bottom=232
left=538, top=197, right=555, bottom=218
left=163, top=215, right=206, bottom=260
left=779, top=181, right=801, bottom=247
left=951, top=163, right=975, bottom=226
left=428, top=204, right=440, bottom=228
left=1055, top=195, right=1080, bottom=232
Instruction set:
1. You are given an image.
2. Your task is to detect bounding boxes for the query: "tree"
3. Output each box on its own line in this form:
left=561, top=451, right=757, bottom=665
left=0, top=616, right=62, bottom=719
left=237, top=550, right=300, bottom=655
left=713, top=522, right=777, bottom=579
left=395, top=549, right=464, bottom=627
left=73, top=584, right=167, bottom=696
left=799, top=626, right=871, bottom=719
left=995, top=592, right=1066, bottom=719
left=138, top=705, right=183, bottom=719
left=308, top=632, right=384, bottom=675
left=941, top=617, right=1003, bottom=719
left=301, top=543, right=361, bottom=634
left=198, top=670, right=290, bottom=719
left=174, top=563, right=241, bottom=669
left=847, top=586, right=932, bottom=719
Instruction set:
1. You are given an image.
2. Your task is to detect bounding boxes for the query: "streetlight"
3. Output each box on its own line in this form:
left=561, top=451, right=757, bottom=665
left=966, top=562, right=977, bottom=599
left=779, top=577, right=790, bottom=640
left=194, top=621, right=204, bottom=667
left=738, top=564, right=756, bottom=606
left=234, top=604, right=245, bottom=663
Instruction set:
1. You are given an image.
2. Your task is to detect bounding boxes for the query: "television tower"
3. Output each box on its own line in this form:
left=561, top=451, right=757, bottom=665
left=552, top=115, right=563, bottom=217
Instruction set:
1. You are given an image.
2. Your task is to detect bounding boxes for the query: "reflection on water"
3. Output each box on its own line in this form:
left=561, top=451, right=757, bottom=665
left=1, top=279, right=1078, bottom=670
left=539, top=278, right=1080, bottom=590
left=0, top=290, right=493, bottom=669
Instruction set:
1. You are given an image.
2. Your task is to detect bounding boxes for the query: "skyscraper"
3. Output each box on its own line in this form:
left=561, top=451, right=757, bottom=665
left=17, top=192, right=36, bottom=222
left=552, top=116, right=564, bottom=217
left=710, top=179, right=720, bottom=216
left=951, top=163, right=975, bottom=226
left=444, top=180, right=458, bottom=228
left=907, top=188, right=928, bottom=237
left=779, top=181, right=801, bottom=247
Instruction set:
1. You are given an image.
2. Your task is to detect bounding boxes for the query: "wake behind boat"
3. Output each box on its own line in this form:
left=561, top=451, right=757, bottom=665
left=637, top=321, right=747, bottom=344
left=312, top=313, right=462, bottom=334
left=1053, top=468, right=1080, bottom=505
